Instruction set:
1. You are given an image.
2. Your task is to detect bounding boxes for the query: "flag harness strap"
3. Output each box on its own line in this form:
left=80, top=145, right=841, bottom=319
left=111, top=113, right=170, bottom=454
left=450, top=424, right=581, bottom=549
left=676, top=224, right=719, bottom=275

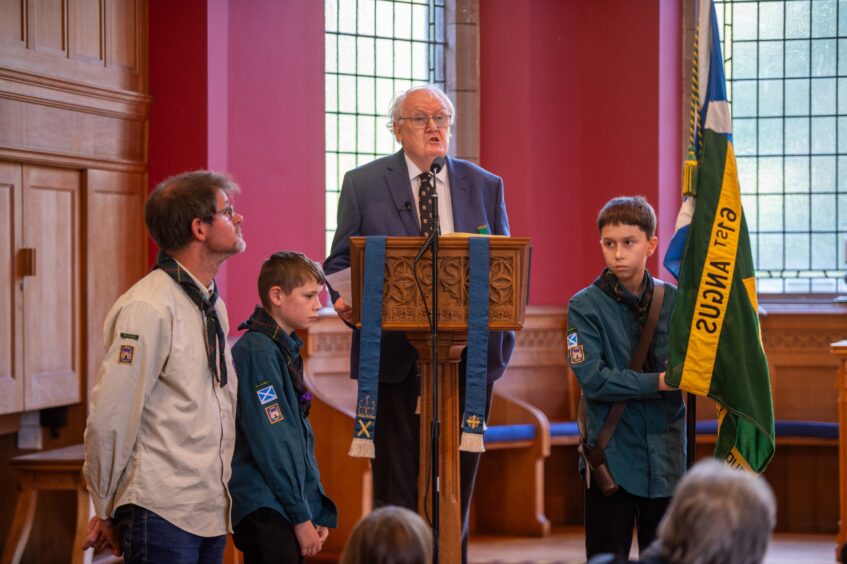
left=578, top=281, right=666, bottom=495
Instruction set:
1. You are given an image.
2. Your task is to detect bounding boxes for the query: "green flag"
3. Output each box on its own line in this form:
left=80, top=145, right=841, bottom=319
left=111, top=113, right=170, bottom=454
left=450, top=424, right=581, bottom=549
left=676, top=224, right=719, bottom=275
left=667, top=128, right=775, bottom=473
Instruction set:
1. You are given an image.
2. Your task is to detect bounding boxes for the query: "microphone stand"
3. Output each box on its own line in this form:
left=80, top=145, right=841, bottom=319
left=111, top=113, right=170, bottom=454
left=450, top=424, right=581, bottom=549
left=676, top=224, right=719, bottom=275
left=413, top=174, right=441, bottom=563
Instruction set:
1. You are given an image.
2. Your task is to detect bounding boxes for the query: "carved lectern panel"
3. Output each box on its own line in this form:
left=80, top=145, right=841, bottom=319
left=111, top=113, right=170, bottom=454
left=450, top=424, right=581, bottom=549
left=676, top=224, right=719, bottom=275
left=350, top=236, right=530, bottom=332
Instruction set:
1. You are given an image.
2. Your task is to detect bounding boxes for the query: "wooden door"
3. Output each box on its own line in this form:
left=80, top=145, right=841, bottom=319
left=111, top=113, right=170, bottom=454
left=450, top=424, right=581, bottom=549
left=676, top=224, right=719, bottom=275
left=0, top=161, right=23, bottom=414
left=22, top=164, right=81, bottom=410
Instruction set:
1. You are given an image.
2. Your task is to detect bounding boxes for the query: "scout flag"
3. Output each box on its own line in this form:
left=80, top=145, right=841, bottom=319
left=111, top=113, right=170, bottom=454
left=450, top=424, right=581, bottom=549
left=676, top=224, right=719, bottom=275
left=665, top=0, right=775, bottom=473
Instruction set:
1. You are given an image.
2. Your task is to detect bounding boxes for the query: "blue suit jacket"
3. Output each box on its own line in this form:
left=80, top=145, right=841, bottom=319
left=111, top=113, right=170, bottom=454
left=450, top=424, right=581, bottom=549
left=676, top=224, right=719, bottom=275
left=324, top=150, right=515, bottom=384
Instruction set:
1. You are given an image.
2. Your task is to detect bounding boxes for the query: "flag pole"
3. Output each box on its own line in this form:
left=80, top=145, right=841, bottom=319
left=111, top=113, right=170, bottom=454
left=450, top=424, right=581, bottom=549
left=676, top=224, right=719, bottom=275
left=683, top=7, right=701, bottom=472
left=687, top=392, right=696, bottom=469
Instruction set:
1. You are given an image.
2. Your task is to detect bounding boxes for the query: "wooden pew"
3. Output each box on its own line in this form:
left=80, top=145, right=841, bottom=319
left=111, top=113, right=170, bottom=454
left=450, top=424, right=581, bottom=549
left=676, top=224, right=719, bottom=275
left=473, top=306, right=585, bottom=528
left=692, top=302, right=845, bottom=534
left=301, top=313, right=372, bottom=560
left=473, top=393, right=551, bottom=536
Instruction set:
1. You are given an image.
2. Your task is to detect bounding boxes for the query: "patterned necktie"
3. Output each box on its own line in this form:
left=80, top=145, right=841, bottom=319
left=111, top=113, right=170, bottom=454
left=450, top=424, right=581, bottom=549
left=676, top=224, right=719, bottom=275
left=418, top=172, right=436, bottom=236
left=155, top=252, right=228, bottom=387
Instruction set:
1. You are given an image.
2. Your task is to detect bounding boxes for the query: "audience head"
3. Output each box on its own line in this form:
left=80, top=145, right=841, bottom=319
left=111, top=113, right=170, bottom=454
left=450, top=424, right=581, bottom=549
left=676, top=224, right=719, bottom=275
left=644, top=459, right=776, bottom=564
left=340, top=506, right=433, bottom=564
left=387, top=85, right=454, bottom=171
left=145, top=170, right=243, bottom=254
left=596, top=195, right=657, bottom=239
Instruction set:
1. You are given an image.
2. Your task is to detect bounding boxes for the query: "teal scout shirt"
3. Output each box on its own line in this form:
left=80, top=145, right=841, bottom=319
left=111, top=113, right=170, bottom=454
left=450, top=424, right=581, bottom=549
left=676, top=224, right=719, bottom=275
left=229, top=330, right=337, bottom=528
left=567, top=280, right=686, bottom=498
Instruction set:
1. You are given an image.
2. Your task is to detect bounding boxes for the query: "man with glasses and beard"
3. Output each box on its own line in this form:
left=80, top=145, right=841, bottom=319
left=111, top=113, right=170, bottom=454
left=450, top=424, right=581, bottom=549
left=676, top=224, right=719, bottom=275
left=82, top=170, right=246, bottom=563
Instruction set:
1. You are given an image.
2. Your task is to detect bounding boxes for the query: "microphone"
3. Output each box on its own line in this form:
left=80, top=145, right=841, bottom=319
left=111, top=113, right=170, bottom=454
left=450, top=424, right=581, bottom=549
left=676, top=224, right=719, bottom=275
left=404, top=201, right=412, bottom=211
left=430, top=157, right=446, bottom=175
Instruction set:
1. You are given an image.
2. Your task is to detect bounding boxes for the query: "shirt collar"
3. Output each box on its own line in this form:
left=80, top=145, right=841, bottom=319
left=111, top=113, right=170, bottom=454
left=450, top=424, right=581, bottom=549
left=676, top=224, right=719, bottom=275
left=173, top=257, right=214, bottom=298
left=404, top=152, right=448, bottom=184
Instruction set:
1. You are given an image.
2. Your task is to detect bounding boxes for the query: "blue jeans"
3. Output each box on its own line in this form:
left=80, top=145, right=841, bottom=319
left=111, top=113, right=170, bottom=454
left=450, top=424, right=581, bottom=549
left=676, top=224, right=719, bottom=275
left=114, top=504, right=227, bottom=564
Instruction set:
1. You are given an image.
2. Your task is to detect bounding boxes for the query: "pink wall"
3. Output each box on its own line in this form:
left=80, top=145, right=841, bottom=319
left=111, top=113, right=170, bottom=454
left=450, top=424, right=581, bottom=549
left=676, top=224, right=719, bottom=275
left=149, top=1, right=326, bottom=329
left=148, top=0, right=209, bottom=266
left=480, top=0, right=682, bottom=305
left=223, top=0, right=325, bottom=326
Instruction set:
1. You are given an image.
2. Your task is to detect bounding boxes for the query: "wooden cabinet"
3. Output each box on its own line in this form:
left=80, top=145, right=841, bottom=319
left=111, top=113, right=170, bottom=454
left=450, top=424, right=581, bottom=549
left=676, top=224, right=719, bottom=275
left=0, top=162, right=82, bottom=414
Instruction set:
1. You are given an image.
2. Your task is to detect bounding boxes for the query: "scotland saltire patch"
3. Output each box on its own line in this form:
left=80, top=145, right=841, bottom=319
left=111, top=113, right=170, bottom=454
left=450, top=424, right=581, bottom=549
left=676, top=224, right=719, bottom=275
left=566, top=330, right=578, bottom=349
left=256, top=385, right=277, bottom=405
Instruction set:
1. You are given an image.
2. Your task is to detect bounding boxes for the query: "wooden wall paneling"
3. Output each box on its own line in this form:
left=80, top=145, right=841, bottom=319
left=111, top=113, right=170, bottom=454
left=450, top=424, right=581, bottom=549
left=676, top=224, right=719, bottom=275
left=0, top=161, right=23, bottom=414
left=29, top=0, right=67, bottom=57
left=0, top=0, right=26, bottom=47
left=494, top=305, right=571, bottom=420
left=22, top=164, right=81, bottom=410
left=85, top=168, right=146, bottom=398
left=68, top=0, right=103, bottom=65
left=105, top=0, right=136, bottom=72
left=1, top=0, right=147, bottom=93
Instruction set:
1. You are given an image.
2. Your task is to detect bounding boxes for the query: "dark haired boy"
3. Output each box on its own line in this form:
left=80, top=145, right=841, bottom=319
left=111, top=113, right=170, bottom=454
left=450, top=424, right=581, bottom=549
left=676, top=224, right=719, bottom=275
left=229, top=251, right=337, bottom=563
left=567, top=196, right=686, bottom=559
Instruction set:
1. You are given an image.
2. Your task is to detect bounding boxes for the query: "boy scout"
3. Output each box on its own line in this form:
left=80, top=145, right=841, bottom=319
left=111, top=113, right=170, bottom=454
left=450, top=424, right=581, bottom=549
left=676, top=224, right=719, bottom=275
left=229, top=251, right=337, bottom=563
left=567, top=196, right=685, bottom=559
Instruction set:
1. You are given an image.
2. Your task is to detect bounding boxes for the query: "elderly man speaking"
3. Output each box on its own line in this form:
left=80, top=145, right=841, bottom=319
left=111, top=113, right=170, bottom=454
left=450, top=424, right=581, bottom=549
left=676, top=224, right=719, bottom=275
left=324, top=84, right=514, bottom=563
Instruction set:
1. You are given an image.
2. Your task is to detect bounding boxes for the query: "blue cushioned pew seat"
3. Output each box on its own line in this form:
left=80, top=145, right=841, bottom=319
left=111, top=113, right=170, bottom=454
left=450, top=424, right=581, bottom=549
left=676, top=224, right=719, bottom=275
left=695, top=419, right=837, bottom=446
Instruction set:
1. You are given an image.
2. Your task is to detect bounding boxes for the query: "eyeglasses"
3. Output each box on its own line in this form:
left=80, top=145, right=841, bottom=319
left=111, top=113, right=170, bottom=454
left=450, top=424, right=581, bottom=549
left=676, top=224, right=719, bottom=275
left=398, top=114, right=452, bottom=129
left=210, top=205, right=236, bottom=220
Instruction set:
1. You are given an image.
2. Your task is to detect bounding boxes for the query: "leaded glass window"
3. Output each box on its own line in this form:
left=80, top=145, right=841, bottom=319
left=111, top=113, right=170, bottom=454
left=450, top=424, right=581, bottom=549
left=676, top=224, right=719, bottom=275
left=715, top=0, right=847, bottom=293
left=325, top=0, right=446, bottom=254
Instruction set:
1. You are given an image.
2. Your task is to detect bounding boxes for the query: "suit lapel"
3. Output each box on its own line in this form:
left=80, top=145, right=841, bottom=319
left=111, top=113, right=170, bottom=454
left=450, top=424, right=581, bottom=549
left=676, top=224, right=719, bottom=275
left=385, top=150, right=419, bottom=236
left=447, top=157, right=472, bottom=232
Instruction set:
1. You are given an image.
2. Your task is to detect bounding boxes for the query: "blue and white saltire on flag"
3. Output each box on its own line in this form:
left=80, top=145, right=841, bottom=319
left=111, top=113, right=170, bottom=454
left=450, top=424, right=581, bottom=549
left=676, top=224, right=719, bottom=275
left=664, top=0, right=733, bottom=280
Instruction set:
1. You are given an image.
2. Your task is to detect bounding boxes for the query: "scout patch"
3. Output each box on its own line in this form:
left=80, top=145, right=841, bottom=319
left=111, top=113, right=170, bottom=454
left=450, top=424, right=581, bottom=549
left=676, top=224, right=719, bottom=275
left=120, top=332, right=139, bottom=340
left=568, top=344, right=585, bottom=364
left=566, top=330, right=578, bottom=349
left=118, top=345, right=135, bottom=365
left=256, top=385, right=278, bottom=405
left=265, top=403, right=284, bottom=424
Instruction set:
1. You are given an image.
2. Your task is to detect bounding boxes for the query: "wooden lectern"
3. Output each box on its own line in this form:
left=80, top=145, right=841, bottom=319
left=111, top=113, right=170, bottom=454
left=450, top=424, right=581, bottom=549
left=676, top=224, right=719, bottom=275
left=350, top=235, right=531, bottom=563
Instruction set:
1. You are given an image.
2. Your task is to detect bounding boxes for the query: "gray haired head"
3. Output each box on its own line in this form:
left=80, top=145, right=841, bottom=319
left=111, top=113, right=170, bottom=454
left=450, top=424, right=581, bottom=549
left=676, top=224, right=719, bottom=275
left=386, top=84, right=456, bottom=133
left=643, top=459, right=776, bottom=564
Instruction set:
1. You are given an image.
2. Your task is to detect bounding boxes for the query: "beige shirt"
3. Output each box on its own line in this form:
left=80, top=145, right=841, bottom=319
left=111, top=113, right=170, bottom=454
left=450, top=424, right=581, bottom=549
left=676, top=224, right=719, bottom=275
left=83, top=266, right=238, bottom=537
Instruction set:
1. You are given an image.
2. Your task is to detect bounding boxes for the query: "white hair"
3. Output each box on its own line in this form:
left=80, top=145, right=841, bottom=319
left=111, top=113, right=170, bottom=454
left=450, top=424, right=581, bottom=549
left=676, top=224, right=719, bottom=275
left=386, top=84, right=456, bottom=132
left=642, top=459, right=776, bottom=564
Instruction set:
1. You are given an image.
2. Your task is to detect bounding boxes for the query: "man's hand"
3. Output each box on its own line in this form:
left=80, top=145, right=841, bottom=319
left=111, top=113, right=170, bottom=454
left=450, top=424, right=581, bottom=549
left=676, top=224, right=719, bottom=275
left=333, top=297, right=354, bottom=324
left=294, top=521, right=323, bottom=557
left=658, top=371, right=676, bottom=392
left=81, top=516, right=122, bottom=556
left=316, top=525, right=329, bottom=544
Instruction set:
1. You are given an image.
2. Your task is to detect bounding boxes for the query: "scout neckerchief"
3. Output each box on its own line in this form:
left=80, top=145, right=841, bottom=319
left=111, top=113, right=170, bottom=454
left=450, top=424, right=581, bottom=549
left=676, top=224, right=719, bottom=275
left=593, top=268, right=658, bottom=372
left=348, top=236, right=491, bottom=458
left=156, top=252, right=228, bottom=387
left=238, top=305, right=312, bottom=417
